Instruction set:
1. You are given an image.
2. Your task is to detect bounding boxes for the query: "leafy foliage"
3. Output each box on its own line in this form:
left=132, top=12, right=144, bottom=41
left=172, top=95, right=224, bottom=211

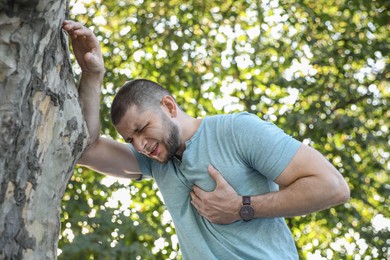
left=60, top=0, right=389, bottom=259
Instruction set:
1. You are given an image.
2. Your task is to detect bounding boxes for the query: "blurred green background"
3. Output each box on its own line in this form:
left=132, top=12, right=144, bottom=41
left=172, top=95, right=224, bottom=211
left=59, top=0, right=389, bottom=259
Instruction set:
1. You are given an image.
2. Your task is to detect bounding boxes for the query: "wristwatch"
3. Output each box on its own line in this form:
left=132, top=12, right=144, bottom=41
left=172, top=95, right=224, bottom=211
left=239, top=196, right=255, bottom=222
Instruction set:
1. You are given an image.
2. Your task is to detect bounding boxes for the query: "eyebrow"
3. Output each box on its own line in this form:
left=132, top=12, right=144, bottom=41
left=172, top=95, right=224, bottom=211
left=124, top=123, right=143, bottom=140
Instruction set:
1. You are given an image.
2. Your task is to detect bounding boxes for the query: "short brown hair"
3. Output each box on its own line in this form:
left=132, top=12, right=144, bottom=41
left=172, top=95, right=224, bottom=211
left=110, top=79, right=173, bottom=125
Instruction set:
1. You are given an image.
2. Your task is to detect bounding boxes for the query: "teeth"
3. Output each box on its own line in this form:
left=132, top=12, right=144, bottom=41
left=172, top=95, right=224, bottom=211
left=150, top=144, right=157, bottom=154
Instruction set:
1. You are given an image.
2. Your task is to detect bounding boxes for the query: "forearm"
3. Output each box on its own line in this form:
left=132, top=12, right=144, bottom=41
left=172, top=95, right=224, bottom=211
left=250, top=145, right=350, bottom=219
left=63, top=20, right=105, bottom=146
left=190, top=145, right=350, bottom=224
left=78, top=71, right=104, bottom=146
left=251, top=174, right=349, bottom=218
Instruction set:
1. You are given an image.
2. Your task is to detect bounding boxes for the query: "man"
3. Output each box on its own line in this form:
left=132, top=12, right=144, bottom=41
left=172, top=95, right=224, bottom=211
left=63, top=20, right=350, bottom=259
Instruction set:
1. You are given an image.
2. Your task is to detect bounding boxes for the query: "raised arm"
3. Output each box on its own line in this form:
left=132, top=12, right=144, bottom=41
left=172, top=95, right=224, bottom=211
left=63, top=20, right=104, bottom=147
left=191, top=144, right=350, bottom=224
left=63, top=20, right=141, bottom=179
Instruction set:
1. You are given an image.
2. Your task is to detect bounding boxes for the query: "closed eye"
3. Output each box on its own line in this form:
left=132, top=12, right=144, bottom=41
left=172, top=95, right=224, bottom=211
left=125, top=124, right=148, bottom=144
left=138, top=124, right=148, bottom=133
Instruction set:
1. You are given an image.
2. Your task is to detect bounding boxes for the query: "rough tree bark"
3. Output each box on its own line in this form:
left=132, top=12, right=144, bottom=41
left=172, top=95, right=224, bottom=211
left=0, top=0, right=87, bottom=259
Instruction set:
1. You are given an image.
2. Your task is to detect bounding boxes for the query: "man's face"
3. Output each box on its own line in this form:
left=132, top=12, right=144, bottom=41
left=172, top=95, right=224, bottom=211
left=115, top=105, right=180, bottom=163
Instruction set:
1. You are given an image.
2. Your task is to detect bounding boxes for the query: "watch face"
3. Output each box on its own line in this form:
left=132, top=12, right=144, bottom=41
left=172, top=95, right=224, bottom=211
left=239, top=205, right=255, bottom=221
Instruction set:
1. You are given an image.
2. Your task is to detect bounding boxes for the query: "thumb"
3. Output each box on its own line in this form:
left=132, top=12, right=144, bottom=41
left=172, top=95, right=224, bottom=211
left=208, top=165, right=227, bottom=186
left=84, top=52, right=103, bottom=72
left=84, top=52, right=97, bottom=63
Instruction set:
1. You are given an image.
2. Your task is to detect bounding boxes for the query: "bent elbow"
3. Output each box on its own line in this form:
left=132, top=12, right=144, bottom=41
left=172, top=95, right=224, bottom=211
left=341, top=183, right=351, bottom=203
left=334, top=176, right=350, bottom=205
left=77, top=137, right=100, bottom=166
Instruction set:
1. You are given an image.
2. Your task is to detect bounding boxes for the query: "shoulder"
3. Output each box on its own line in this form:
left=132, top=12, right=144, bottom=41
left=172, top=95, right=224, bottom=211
left=202, top=112, right=271, bottom=135
left=224, top=112, right=296, bottom=146
left=224, top=112, right=270, bottom=130
left=205, top=112, right=262, bottom=124
left=232, top=112, right=264, bottom=123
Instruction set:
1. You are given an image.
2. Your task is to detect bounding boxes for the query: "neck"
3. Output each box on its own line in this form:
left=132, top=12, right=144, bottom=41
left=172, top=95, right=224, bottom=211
left=175, top=112, right=203, bottom=158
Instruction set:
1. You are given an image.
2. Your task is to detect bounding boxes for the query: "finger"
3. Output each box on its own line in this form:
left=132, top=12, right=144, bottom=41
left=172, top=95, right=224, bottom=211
left=70, top=28, right=90, bottom=39
left=190, top=190, right=205, bottom=211
left=62, top=24, right=82, bottom=39
left=190, top=190, right=201, bottom=203
left=63, top=21, right=91, bottom=38
left=65, top=21, right=84, bottom=30
left=62, top=20, right=75, bottom=27
left=62, top=20, right=71, bottom=26
left=190, top=190, right=196, bottom=199
left=190, top=200, right=199, bottom=211
left=191, top=185, right=203, bottom=195
left=208, top=165, right=228, bottom=185
left=62, top=20, right=80, bottom=31
left=190, top=195, right=201, bottom=213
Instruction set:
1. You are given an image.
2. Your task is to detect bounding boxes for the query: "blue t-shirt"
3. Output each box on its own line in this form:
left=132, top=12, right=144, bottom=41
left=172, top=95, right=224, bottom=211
left=131, top=112, right=301, bottom=259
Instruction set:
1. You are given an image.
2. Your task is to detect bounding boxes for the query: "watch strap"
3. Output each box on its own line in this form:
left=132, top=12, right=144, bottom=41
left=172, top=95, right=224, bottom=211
left=239, top=196, right=254, bottom=222
left=242, top=196, right=251, bottom=205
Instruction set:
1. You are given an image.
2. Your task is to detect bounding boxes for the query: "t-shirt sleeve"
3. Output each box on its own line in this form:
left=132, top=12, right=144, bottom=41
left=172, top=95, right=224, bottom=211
left=231, top=112, right=301, bottom=181
left=128, top=144, right=153, bottom=179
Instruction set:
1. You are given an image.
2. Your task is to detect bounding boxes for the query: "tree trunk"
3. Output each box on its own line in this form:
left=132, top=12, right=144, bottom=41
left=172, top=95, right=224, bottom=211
left=0, top=1, right=87, bottom=259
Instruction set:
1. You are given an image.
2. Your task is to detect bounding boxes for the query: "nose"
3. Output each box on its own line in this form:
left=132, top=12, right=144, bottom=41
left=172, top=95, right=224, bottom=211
left=132, top=136, right=147, bottom=153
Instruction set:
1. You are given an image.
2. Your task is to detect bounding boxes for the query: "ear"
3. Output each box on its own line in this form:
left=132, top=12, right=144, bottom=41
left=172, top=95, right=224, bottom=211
left=161, top=95, right=177, bottom=117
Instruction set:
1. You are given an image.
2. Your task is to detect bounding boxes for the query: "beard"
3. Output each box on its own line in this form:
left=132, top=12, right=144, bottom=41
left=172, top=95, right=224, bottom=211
left=161, top=112, right=180, bottom=163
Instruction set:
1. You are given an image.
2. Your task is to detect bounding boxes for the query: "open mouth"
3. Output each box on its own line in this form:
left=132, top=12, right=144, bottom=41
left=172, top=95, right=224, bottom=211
left=149, top=143, right=158, bottom=157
